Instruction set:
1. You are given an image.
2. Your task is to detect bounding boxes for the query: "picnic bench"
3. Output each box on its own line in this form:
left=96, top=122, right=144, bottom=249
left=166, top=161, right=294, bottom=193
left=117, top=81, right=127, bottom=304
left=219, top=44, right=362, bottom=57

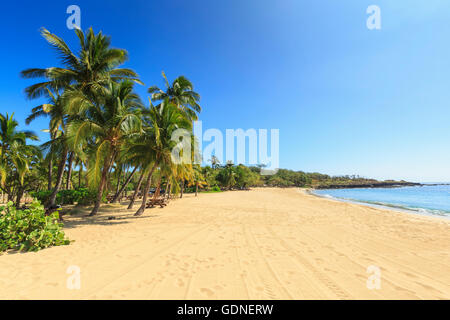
left=146, top=197, right=167, bottom=208
left=106, top=194, right=126, bottom=203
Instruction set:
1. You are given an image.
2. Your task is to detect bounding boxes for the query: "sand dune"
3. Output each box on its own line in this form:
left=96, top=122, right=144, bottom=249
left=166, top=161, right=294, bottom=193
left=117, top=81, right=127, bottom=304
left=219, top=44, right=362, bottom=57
left=0, top=188, right=449, bottom=300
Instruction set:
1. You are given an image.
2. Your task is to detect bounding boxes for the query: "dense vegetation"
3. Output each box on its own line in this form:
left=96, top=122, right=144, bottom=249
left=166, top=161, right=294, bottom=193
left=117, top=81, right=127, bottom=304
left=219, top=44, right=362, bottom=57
left=198, top=165, right=415, bottom=190
left=0, top=201, right=70, bottom=252
left=258, top=170, right=416, bottom=189
left=30, top=188, right=99, bottom=206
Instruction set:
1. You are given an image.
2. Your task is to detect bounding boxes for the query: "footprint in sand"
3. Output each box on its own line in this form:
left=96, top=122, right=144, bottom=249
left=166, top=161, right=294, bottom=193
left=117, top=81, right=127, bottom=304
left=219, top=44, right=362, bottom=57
left=46, top=282, right=58, bottom=287
left=200, top=288, right=214, bottom=297
left=402, top=272, right=418, bottom=279
left=176, top=278, right=185, bottom=287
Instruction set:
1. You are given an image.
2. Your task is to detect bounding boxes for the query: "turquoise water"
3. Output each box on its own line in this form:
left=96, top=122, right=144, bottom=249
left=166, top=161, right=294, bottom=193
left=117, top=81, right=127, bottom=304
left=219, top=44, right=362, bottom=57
left=314, top=184, right=450, bottom=218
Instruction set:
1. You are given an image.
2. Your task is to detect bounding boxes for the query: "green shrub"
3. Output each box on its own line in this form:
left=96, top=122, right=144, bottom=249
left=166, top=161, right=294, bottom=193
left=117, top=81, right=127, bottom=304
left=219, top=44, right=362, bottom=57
left=184, top=186, right=195, bottom=193
left=0, top=201, right=71, bottom=252
left=58, top=188, right=98, bottom=205
left=30, top=190, right=52, bottom=203
left=30, top=188, right=100, bottom=205
left=211, top=186, right=221, bottom=192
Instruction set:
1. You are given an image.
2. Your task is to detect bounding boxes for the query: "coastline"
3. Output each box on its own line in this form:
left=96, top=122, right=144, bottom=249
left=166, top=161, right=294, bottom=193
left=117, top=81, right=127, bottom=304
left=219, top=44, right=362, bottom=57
left=306, top=188, right=450, bottom=221
left=313, top=181, right=423, bottom=190
left=1, top=188, right=449, bottom=299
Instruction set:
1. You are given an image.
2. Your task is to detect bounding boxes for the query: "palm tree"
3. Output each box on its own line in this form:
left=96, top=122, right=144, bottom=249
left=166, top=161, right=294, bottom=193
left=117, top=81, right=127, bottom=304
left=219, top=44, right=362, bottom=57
left=0, top=113, right=39, bottom=207
left=127, top=100, right=192, bottom=216
left=22, top=27, right=142, bottom=207
left=176, top=163, right=193, bottom=199
left=21, top=27, right=142, bottom=100
left=209, top=156, right=221, bottom=170
left=66, top=80, right=143, bottom=216
left=220, top=161, right=236, bottom=190
left=73, top=155, right=85, bottom=189
left=65, top=152, right=75, bottom=190
left=127, top=169, right=145, bottom=210
left=0, top=113, right=38, bottom=187
left=12, top=143, right=42, bottom=208
left=148, top=71, right=201, bottom=121
left=192, top=165, right=207, bottom=196
left=25, top=85, right=69, bottom=207
left=111, top=165, right=138, bottom=203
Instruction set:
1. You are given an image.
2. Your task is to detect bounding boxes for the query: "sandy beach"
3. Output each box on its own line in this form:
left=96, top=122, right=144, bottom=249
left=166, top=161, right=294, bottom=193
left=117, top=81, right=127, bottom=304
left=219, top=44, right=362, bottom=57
left=0, top=188, right=449, bottom=300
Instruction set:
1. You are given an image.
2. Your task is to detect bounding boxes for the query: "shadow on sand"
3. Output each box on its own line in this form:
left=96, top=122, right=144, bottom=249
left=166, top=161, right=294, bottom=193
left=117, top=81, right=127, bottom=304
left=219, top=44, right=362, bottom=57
left=61, top=201, right=160, bottom=229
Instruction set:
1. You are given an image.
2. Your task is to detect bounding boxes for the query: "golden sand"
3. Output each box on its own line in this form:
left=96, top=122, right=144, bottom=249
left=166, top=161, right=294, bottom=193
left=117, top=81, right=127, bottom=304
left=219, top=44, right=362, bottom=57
left=1, top=188, right=449, bottom=299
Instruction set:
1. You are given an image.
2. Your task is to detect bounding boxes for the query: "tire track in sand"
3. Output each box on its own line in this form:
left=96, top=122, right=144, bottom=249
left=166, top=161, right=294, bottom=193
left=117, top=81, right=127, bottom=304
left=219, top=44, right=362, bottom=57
left=243, top=225, right=293, bottom=299
left=266, top=226, right=351, bottom=299
left=81, top=224, right=213, bottom=298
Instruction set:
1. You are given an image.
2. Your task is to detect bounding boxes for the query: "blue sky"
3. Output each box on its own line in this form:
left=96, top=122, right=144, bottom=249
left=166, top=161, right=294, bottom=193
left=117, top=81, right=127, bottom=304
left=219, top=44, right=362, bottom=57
left=0, top=0, right=449, bottom=182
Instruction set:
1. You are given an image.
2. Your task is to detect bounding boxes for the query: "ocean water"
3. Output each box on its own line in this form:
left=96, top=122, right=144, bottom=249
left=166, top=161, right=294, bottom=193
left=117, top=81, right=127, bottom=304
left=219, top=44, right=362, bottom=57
left=313, top=184, right=450, bottom=218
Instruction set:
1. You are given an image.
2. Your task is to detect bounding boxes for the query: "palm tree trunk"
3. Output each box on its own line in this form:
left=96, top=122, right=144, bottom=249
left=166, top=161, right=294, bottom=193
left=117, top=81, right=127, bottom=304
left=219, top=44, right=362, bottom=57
left=48, top=159, right=53, bottom=190
left=15, top=187, right=24, bottom=209
left=112, top=167, right=137, bottom=203
left=46, top=147, right=68, bottom=208
left=153, top=176, right=162, bottom=200
left=78, top=164, right=82, bottom=189
left=85, top=161, right=89, bottom=188
left=167, top=182, right=173, bottom=200
left=114, top=166, right=122, bottom=199
left=195, top=182, right=198, bottom=197
left=180, top=180, right=185, bottom=198
left=90, top=151, right=115, bottom=216
left=66, top=152, right=74, bottom=190
left=135, top=163, right=158, bottom=216
left=127, top=171, right=144, bottom=210
left=164, top=181, right=170, bottom=199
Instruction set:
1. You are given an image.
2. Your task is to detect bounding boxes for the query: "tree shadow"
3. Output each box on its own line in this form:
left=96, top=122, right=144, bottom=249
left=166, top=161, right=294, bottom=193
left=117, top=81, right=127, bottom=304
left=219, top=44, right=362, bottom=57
left=62, top=212, right=160, bottom=229
left=60, top=202, right=161, bottom=229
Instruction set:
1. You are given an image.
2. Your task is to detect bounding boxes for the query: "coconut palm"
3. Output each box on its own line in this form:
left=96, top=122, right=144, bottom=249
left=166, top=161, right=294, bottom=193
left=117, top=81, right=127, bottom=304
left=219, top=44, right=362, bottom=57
left=0, top=113, right=38, bottom=187
left=73, top=154, right=85, bottom=189
left=148, top=72, right=201, bottom=121
left=209, top=155, right=221, bottom=170
left=65, top=80, right=143, bottom=216
left=110, top=148, right=141, bottom=203
left=0, top=113, right=40, bottom=207
left=11, top=142, right=42, bottom=208
left=21, top=27, right=142, bottom=100
left=176, top=163, right=193, bottom=199
left=127, top=170, right=145, bottom=210
left=26, top=85, right=70, bottom=207
left=218, top=161, right=236, bottom=190
left=191, top=164, right=207, bottom=196
left=22, top=27, right=142, bottom=207
left=127, top=100, right=192, bottom=216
